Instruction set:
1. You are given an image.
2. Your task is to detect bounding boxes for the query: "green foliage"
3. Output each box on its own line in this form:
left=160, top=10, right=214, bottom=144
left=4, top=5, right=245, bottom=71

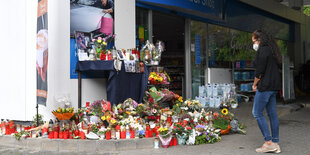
left=304, top=6, right=310, bottom=16
left=277, top=40, right=288, bottom=55
left=172, top=124, right=190, bottom=136
left=33, top=114, right=44, bottom=127
left=90, top=124, right=99, bottom=133
left=14, top=131, right=31, bottom=140
left=213, top=117, right=229, bottom=130
left=195, top=134, right=208, bottom=145
left=216, top=45, right=231, bottom=62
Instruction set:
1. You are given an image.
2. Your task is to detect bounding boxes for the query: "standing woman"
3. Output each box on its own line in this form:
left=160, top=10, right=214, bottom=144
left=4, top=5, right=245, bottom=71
left=251, top=30, right=282, bottom=153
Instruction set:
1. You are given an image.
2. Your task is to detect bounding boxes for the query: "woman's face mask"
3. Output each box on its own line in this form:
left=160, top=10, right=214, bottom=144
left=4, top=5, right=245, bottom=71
left=253, top=43, right=259, bottom=51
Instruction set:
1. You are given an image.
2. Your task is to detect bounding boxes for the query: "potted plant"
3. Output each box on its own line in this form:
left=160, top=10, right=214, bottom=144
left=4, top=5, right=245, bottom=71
left=172, top=123, right=190, bottom=145
left=230, top=99, right=238, bottom=109
left=158, top=127, right=172, bottom=148
left=212, top=108, right=233, bottom=135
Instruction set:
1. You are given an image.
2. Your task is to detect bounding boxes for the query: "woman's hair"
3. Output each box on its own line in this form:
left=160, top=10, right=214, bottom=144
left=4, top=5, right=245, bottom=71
left=252, top=30, right=282, bottom=65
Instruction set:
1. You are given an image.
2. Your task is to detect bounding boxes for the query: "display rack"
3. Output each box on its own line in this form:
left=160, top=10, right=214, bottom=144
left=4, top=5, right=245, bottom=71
left=232, top=61, right=255, bottom=97
left=147, top=54, right=185, bottom=97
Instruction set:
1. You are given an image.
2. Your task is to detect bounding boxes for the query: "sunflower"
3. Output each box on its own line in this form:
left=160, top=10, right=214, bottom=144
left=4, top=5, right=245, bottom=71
left=221, top=108, right=229, bottom=115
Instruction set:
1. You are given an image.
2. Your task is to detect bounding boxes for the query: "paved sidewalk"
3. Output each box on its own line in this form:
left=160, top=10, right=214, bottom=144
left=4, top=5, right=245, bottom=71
left=0, top=101, right=309, bottom=155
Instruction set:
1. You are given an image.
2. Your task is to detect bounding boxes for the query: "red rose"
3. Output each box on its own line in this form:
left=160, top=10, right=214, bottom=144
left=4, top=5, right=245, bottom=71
left=186, top=127, right=192, bottom=130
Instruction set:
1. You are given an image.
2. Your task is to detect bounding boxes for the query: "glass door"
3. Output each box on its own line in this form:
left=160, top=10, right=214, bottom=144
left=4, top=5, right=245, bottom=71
left=190, top=20, right=207, bottom=98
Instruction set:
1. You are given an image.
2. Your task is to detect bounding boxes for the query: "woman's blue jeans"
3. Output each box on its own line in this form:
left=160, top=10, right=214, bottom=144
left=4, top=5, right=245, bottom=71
left=252, top=90, right=279, bottom=143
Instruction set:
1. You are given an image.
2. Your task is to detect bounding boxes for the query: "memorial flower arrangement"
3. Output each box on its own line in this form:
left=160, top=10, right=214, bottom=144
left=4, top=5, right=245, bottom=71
left=212, top=108, right=234, bottom=135
left=184, top=99, right=202, bottom=112
left=52, top=107, right=74, bottom=120
left=89, top=100, right=104, bottom=117
left=158, top=127, right=170, bottom=138
left=93, top=37, right=107, bottom=57
left=148, top=72, right=164, bottom=85
left=13, top=81, right=246, bottom=148
left=195, top=125, right=221, bottom=144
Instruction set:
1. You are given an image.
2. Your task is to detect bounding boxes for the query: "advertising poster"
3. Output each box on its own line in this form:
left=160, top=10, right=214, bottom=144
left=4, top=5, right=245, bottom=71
left=37, top=0, right=48, bottom=106
left=70, top=0, right=115, bottom=78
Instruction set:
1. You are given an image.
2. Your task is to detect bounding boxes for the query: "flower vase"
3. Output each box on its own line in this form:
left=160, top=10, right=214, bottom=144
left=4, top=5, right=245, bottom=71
left=159, top=134, right=172, bottom=148
left=176, top=134, right=187, bottom=145
left=231, top=104, right=238, bottom=109
left=96, top=49, right=101, bottom=60
left=221, top=125, right=231, bottom=135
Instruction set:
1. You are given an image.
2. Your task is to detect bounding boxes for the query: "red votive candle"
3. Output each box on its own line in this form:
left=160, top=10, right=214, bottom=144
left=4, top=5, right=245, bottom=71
left=120, top=131, right=126, bottom=139
left=63, top=131, right=68, bottom=139
left=149, top=130, right=153, bottom=138
left=48, top=131, right=54, bottom=139
left=59, top=131, right=64, bottom=139
left=145, top=130, right=149, bottom=138
left=69, top=131, right=73, bottom=139
left=130, top=130, right=135, bottom=139
left=173, top=137, right=178, bottom=146
left=54, top=131, right=59, bottom=139
left=106, top=131, right=111, bottom=140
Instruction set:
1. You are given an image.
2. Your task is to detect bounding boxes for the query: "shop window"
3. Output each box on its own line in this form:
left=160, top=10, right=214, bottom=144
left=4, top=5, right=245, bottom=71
left=208, top=24, right=255, bottom=68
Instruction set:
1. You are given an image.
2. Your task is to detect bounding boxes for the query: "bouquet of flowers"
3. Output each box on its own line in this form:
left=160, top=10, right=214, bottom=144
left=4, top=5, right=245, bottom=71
left=92, top=37, right=107, bottom=59
left=195, top=125, right=221, bottom=144
left=160, top=89, right=174, bottom=103
left=121, top=98, right=138, bottom=112
left=144, top=87, right=163, bottom=104
left=52, top=107, right=74, bottom=120
left=184, top=99, right=202, bottom=112
left=148, top=72, right=163, bottom=85
left=173, top=123, right=190, bottom=136
left=172, top=96, right=184, bottom=115
left=158, top=127, right=170, bottom=138
left=212, top=108, right=234, bottom=135
left=89, top=100, right=104, bottom=117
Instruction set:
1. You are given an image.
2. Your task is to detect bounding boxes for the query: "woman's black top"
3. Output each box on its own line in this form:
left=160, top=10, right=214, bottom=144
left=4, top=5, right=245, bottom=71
left=254, top=45, right=281, bottom=91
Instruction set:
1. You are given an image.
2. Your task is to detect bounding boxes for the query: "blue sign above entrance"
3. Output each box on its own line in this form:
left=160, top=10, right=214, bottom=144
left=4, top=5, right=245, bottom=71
left=137, top=0, right=224, bottom=20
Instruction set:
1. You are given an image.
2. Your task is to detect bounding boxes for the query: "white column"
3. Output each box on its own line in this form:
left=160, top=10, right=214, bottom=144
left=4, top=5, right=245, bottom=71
left=25, top=0, right=38, bottom=121
left=0, top=0, right=27, bottom=120
left=115, top=0, right=136, bottom=49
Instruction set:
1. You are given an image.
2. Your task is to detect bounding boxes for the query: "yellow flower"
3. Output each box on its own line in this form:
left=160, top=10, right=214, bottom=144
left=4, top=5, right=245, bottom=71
left=176, top=104, right=179, bottom=106
left=97, top=39, right=102, bottom=43
left=110, top=119, right=116, bottom=124
left=102, top=42, right=107, bottom=46
left=126, top=111, right=131, bottom=115
left=106, top=115, right=111, bottom=120
left=101, top=116, right=106, bottom=121
left=221, top=108, right=229, bottom=115
left=178, top=97, right=183, bottom=102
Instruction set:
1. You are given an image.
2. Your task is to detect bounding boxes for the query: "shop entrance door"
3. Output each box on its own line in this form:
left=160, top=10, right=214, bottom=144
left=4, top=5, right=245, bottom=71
left=152, top=11, right=185, bottom=97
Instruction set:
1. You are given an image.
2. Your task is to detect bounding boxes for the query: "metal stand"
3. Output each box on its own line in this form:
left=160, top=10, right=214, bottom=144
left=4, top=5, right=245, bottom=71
left=36, top=104, right=39, bottom=127
left=78, top=71, right=82, bottom=108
